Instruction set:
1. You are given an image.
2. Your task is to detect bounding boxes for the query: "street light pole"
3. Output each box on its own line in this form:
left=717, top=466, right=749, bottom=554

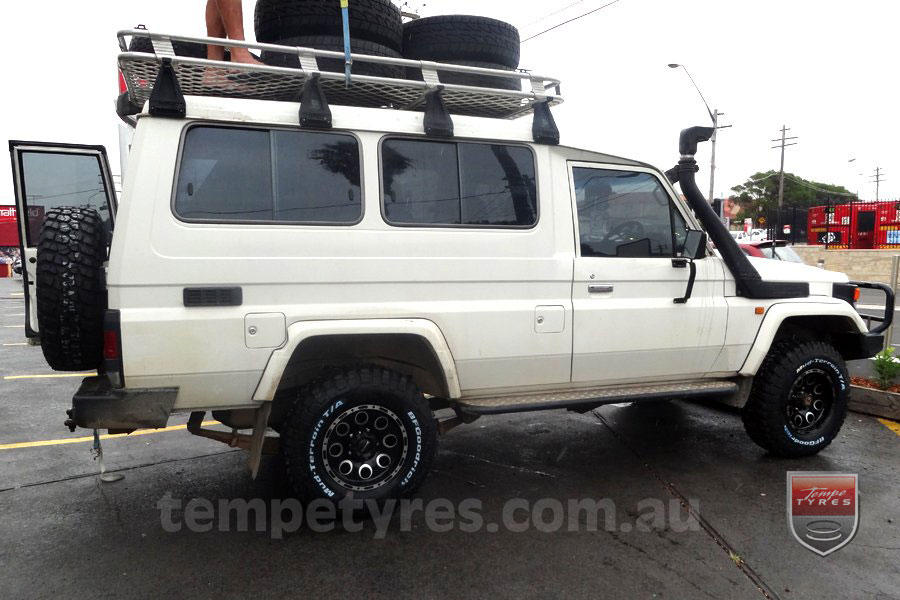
left=667, top=64, right=730, bottom=215
left=709, top=108, right=718, bottom=206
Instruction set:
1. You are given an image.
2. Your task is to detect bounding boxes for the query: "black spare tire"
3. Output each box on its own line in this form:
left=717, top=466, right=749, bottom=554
left=254, top=0, right=403, bottom=51
left=402, top=15, right=520, bottom=69
left=36, top=207, right=108, bottom=372
left=261, top=35, right=403, bottom=79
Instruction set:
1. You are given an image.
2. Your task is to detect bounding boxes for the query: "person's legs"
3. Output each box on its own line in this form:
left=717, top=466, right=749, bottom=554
left=214, top=0, right=262, bottom=64
left=205, top=0, right=227, bottom=61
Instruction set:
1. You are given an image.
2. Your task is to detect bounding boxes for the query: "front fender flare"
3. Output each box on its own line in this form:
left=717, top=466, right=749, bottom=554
left=251, top=318, right=461, bottom=401
left=738, top=301, right=868, bottom=376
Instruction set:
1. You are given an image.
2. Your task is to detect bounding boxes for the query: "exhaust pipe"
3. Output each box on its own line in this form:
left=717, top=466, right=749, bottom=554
left=674, top=126, right=808, bottom=300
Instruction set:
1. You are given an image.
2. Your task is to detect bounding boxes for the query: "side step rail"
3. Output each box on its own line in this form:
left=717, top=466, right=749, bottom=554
left=454, top=380, right=739, bottom=416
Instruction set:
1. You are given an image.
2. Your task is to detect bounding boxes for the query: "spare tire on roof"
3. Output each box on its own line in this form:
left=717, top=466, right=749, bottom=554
left=254, top=0, right=403, bottom=51
left=261, top=35, right=403, bottom=79
left=402, top=15, right=520, bottom=70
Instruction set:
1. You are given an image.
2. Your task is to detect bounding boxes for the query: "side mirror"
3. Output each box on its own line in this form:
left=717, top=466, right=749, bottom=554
left=683, top=230, right=708, bottom=260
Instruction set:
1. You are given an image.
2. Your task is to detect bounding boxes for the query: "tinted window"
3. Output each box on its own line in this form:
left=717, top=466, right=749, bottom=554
left=573, top=168, right=685, bottom=258
left=382, top=139, right=537, bottom=227
left=19, top=152, right=113, bottom=245
left=175, top=127, right=361, bottom=223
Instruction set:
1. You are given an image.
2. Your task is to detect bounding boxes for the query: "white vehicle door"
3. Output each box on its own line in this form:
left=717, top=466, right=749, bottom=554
left=8, top=141, right=117, bottom=340
left=568, top=163, right=727, bottom=384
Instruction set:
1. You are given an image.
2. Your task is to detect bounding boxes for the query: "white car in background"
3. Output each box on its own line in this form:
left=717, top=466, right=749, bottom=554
left=730, top=230, right=750, bottom=242
left=751, top=228, right=768, bottom=242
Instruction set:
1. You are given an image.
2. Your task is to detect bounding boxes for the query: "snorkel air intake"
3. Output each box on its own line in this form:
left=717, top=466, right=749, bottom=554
left=673, top=126, right=808, bottom=299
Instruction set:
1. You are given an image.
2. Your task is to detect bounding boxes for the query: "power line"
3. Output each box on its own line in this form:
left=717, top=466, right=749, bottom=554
left=521, top=0, right=587, bottom=27
left=521, top=0, right=624, bottom=43
left=783, top=175, right=856, bottom=198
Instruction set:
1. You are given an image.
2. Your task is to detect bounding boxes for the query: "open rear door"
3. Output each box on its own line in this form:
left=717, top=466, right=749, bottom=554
left=8, top=141, right=117, bottom=340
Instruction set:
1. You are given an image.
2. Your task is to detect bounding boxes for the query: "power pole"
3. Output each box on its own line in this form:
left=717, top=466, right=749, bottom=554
left=870, top=167, right=885, bottom=201
left=771, top=125, right=798, bottom=239
left=708, top=109, right=732, bottom=216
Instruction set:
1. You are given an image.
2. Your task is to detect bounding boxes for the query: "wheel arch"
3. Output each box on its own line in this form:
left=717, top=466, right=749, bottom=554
left=252, top=318, right=461, bottom=405
left=739, top=302, right=869, bottom=376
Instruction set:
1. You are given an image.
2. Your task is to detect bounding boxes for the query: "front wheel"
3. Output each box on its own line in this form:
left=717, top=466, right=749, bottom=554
left=281, top=367, right=437, bottom=501
left=742, top=340, right=849, bottom=457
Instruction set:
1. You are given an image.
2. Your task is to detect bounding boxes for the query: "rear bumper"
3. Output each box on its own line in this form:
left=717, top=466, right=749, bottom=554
left=67, top=376, right=177, bottom=430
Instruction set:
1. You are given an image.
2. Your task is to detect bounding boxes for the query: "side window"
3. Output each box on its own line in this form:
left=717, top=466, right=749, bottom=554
left=174, top=126, right=361, bottom=224
left=573, top=167, right=685, bottom=258
left=19, top=152, right=113, bottom=245
left=382, top=139, right=537, bottom=227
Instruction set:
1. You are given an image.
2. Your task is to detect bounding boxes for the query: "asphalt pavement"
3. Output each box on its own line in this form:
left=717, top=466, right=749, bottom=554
left=0, top=276, right=897, bottom=600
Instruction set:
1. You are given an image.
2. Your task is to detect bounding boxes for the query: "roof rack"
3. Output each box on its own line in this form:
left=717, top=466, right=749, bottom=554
left=117, top=29, right=563, bottom=123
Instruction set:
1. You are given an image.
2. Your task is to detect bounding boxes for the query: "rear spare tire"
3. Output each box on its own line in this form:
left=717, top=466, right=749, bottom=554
left=254, top=0, right=403, bottom=51
left=36, top=207, right=108, bottom=372
left=402, top=15, right=520, bottom=69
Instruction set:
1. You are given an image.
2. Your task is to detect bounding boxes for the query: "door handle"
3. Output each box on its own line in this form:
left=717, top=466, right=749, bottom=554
left=588, top=284, right=614, bottom=294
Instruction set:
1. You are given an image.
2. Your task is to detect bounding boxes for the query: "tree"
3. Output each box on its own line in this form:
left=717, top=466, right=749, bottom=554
left=730, top=171, right=855, bottom=222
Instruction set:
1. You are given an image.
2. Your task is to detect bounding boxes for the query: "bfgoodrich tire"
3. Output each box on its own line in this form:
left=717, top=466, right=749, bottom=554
left=254, top=0, right=403, bottom=51
left=281, top=367, right=437, bottom=501
left=402, top=15, right=521, bottom=69
left=35, top=207, right=108, bottom=372
left=742, top=340, right=849, bottom=457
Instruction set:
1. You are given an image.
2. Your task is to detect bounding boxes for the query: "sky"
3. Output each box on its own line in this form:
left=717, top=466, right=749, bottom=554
left=1, top=0, right=898, bottom=205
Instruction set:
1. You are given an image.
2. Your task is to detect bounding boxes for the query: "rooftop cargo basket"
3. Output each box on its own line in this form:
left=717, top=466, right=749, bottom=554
left=117, top=30, right=563, bottom=121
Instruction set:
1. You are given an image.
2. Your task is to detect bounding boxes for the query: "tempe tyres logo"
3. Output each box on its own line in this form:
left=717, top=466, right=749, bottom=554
left=787, top=472, right=858, bottom=556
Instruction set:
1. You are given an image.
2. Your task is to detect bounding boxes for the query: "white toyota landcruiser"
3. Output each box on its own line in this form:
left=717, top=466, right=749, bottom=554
left=8, top=31, right=893, bottom=502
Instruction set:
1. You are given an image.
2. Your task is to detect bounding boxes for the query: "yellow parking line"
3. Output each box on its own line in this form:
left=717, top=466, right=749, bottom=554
left=0, top=421, right=218, bottom=451
left=4, top=373, right=94, bottom=380
left=878, top=418, right=900, bottom=437
left=3, top=343, right=28, bottom=346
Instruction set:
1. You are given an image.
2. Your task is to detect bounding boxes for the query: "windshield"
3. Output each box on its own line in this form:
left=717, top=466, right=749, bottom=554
left=759, top=244, right=805, bottom=263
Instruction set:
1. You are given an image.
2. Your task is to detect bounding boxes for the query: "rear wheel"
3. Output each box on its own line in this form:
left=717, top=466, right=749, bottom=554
left=35, top=207, right=108, bottom=372
left=742, top=340, right=848, bottom=457
left=281, top=367, right=437, bottom=501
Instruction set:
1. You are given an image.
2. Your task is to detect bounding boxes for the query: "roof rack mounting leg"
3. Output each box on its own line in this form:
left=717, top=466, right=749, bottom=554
left=148, top=57, right=185, bottom=118
left=299, top=73, right=332, bottom=129
left=423, top=87, right=453, bottom=138
left=532, top=100, right=559, bottom=145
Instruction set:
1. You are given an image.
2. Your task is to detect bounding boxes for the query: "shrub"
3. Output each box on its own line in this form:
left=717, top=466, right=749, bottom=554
left=872, top=347, right=900, bottom=390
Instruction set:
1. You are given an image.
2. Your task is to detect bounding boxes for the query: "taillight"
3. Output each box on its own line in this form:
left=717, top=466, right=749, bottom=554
left=103, top=310, right=125, bottom=388
left=853, top=287, right=861, bottom=303
left=103, top=330, right=119, bottom=360
left=118, top=69, right=128, bottom=95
